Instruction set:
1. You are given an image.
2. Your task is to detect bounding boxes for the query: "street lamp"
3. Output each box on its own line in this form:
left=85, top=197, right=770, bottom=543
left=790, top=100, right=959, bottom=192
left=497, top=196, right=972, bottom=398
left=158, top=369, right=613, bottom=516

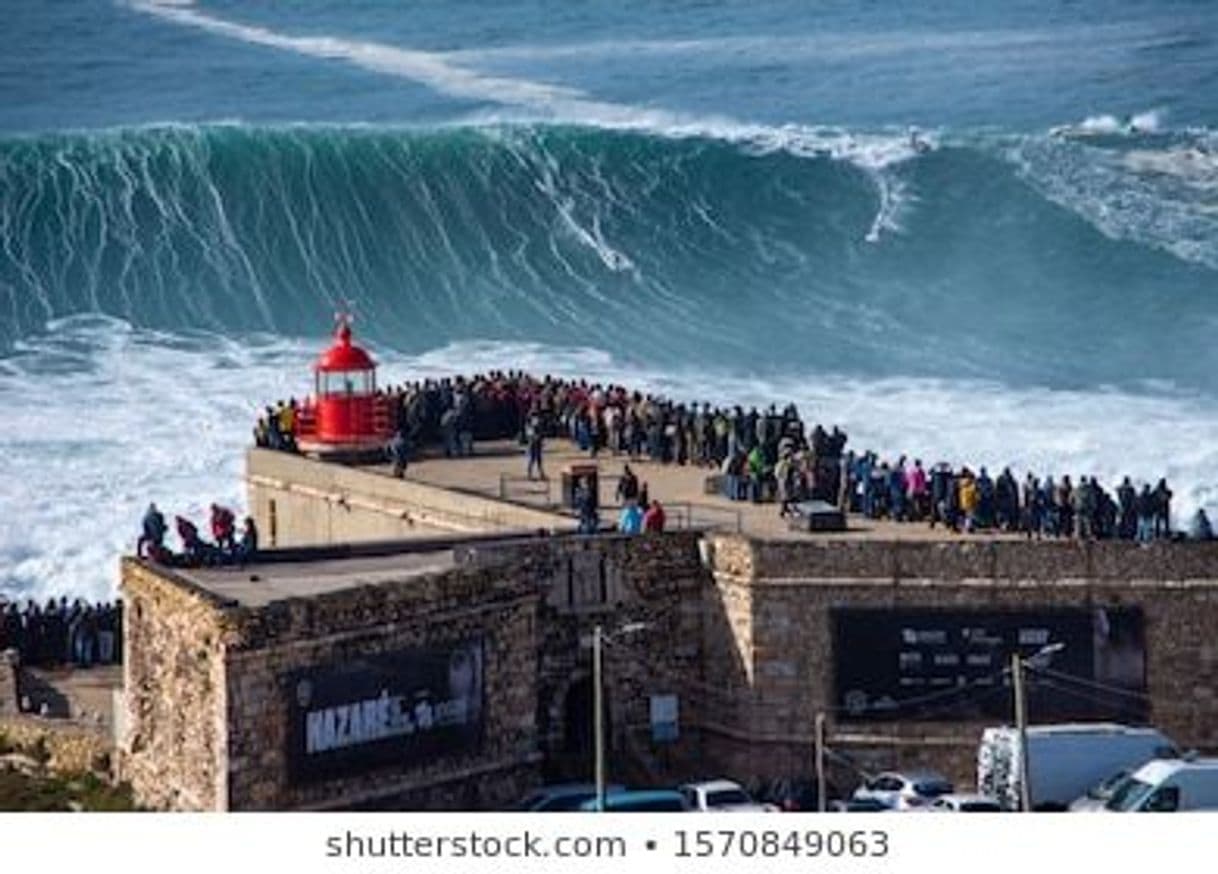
left=588, top=621, right=651, bottom=812
left=1011, top=641, right=1065, bottom=812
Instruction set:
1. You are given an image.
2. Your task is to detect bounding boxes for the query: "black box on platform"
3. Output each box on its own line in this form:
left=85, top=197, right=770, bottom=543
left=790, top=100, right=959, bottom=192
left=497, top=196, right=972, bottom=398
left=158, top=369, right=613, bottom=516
left=788, top=500, right=847, bottom=532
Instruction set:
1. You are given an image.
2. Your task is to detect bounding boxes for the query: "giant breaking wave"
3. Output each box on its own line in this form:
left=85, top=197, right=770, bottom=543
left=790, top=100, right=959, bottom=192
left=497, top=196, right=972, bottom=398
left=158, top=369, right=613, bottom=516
left=2, top=122, right=1216, bottom=389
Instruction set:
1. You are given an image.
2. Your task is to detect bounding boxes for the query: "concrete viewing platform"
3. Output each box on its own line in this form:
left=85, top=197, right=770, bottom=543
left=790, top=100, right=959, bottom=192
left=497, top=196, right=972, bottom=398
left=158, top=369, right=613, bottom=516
left=178, top=549, right=458, bottom=608
left=378, top=439, right=1023, bottom=543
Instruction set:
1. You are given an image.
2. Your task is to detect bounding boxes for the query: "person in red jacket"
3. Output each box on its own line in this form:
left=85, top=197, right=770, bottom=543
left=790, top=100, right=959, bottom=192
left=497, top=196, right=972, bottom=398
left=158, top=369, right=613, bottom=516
left=176, top=515, right=204, bottom=564
left=210, top=504, right=236, bottom=552
left=642, top=499, right=666, bottom=533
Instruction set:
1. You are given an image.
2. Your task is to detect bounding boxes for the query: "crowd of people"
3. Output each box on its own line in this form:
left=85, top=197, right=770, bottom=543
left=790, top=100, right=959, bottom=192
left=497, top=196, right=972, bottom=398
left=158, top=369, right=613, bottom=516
left=253, top=399, right=300, bottom=452
left=254, top=369, right=1204, bottom=541
left=829, top=454, right=1199, bottom=541
left=257, top=370, right=846, bottom=489
left=0, top=597, right=122, bottom=669
left=136, top=502, right=259, bottom=568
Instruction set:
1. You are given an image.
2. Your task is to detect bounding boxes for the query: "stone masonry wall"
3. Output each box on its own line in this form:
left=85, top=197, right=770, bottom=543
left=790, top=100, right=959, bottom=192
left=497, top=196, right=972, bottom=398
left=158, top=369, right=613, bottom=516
left=543, top=533, right=715, bottom=785
left=220, top=559, right=542, bottom=811
left=118, top=523, right=1218, bottom=809
left=706, top=535, right=1218, bottom=792
left=0, top=716, right=112, bottom=775
left=0, top=649, right=17, bottom=716
left=119, top=559, right=233, bottom=811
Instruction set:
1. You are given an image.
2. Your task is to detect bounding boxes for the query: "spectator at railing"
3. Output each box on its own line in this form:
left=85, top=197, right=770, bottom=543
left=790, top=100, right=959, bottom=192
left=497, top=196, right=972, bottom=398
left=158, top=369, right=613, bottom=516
left=0, top=599, right=123, bottom=670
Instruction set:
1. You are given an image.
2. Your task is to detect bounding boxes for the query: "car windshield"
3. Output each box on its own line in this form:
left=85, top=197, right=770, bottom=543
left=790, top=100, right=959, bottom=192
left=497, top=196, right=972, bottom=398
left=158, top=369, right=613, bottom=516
left=914, top=780, right=954, bottom=797
left=548, top=793, right=593, bottom=811
left=1089, top=772, right=1130, bottom=799
left=513, top=793, right=545, bottom=810
left=707, top=789, right=752, bottom=807
left=960, top=801, right=1002, bottom=812
left=1105, top=778, right=1155, bottom=811
left=620, top=798, right=685, bottom=812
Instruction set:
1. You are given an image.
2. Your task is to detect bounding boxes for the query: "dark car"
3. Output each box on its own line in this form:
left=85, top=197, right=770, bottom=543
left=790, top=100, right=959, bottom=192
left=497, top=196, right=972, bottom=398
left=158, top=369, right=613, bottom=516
left=579, top=790, right=690, bottom=812
left=754, top=777, right=838, bottom=812
left=513, top=783, right=625, bottom=812
left=832, top=797, right=890, bottom=813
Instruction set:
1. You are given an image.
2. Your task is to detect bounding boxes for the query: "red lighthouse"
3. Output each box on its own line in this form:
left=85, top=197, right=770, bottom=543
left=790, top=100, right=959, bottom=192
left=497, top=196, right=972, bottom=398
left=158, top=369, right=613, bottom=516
left=295, top=314, right=393, bottom=460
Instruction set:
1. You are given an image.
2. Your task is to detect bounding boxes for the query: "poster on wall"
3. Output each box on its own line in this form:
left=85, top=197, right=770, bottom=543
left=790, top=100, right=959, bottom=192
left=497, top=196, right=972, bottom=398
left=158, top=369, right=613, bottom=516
left=831, top=607, right=1145, bottom=723
left=285, top=638, right=485, bottom=783
left=650, top=694, right=680, bottom=743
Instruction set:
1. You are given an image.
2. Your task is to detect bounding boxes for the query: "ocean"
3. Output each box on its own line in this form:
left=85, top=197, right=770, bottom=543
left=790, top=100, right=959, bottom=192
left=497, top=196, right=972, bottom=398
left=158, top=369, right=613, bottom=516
left=2, top=0, right=1217, bottom=600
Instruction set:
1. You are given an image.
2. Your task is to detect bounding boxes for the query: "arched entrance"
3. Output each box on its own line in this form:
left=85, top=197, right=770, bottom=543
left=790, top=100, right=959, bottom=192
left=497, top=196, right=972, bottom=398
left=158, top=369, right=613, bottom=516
left=548, top=673, right=611, bottom=781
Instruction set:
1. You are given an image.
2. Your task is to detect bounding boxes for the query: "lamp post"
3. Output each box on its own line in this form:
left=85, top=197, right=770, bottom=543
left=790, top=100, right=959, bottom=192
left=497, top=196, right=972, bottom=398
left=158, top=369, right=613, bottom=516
left=591, top=621, right=650, bottom=812
left=815, top=712, right=827, bottom=812
left=1012, top=641, right=1065, bottom=812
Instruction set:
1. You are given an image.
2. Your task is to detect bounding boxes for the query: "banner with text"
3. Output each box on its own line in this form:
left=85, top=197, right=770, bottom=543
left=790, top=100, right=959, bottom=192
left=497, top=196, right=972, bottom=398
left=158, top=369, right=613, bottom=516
left=286, top=638, right=485, bottom=783
left=832, top=607, right=1145, bottom=722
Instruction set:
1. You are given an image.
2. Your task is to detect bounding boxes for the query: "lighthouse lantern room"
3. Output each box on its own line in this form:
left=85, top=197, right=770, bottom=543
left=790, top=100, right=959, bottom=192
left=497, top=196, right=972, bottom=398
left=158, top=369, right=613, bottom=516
left=295, top=313, right=392, bottom=460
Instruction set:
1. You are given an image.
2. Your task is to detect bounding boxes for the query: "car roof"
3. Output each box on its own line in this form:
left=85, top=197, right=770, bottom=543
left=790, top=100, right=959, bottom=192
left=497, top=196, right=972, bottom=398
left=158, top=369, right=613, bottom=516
left=936, top=793, right=1000, bottom=805
left=681, top=780, right=744, bottom=793
left=1024, top=723, right=1161, bottom=737
left=881, top=770, right=949, bottom=782
left=579, top=789, right=686, bottom=810
left=1133, top=758, right=1218, bottom=782
left=604, top=789, right=685, bottom=800
left=523, top=783, right=624, bottom=805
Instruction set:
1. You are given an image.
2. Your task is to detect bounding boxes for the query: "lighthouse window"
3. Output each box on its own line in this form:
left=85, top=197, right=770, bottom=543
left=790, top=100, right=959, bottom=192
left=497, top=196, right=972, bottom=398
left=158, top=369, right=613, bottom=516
left=320, top=370, right=373, bottom=395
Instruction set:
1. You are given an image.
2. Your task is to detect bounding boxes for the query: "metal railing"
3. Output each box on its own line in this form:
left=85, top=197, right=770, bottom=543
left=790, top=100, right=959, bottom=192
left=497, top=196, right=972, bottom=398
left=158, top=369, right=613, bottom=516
left=495, top=471, right=744, bottom=533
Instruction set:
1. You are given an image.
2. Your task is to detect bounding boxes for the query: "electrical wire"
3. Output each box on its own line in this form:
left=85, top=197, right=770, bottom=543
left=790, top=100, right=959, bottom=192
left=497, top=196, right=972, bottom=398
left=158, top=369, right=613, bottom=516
left=1028, top=664, right=1152, bottom=702
left=601, top=632, right=1013, bottom=716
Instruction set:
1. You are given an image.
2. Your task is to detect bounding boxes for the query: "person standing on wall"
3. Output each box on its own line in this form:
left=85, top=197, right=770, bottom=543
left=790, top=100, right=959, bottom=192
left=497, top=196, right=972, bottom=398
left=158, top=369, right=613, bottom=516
left=526, top=410, right=546, bottom=480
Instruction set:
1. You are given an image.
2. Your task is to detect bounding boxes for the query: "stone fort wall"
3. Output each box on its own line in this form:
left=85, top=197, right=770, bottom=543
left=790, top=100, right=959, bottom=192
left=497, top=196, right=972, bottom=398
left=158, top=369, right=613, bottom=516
left=705, top=535, right=1218, bottom=789
left=118, top=532, right=716, bottom=810
left=119, top=494, right=1218, bottom=808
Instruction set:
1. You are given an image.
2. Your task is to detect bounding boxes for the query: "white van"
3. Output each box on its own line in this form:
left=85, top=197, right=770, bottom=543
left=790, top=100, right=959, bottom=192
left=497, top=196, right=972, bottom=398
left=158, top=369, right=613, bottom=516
left=978, top=723, right=1178, bottom=810
left=1103, top=759, right=1218, bottom=812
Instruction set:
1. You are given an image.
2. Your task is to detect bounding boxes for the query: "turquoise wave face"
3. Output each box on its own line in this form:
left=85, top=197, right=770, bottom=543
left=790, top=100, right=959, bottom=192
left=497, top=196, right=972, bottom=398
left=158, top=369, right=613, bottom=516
left=1, top=122, right=1215, bottom=390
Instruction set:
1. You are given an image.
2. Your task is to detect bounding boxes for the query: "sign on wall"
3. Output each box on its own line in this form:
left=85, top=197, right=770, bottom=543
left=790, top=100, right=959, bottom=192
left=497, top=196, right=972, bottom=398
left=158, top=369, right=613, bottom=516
left=650, top=694, right=679, bottom=743
left=286, top=638, right=485, bottom=784
left=831, top=607, right=1146, bottom=723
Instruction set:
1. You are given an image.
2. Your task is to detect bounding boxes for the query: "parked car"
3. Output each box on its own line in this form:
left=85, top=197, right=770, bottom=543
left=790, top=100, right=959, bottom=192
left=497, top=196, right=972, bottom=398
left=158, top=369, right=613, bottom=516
left=679, top=779, right=777, bottom=812
left=978, top=723, right=1178, bottom=811
left=513, top=783, right=625, bottom=811
left=851, top=770, right=954, bottom=810
left=754, top=776, right=836, bottom=812
left=928, top=793, right=1003, bottom=812
left=1069, top=769, right=1133, bottom=812
left=829, top=797, right=890, bottom=812
left=1102, top=758, right=1218, bottom=812
left=579, top=790, right=690, bottom=812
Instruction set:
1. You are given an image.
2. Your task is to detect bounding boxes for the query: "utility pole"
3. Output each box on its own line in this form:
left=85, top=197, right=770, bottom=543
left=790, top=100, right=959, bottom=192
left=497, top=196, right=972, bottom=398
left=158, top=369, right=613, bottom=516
left=1012, top=651, right=1032, bottom=813
left=594, top=623, right=605, bottom=812
left=586, top=621, right=649, bottom=813
left=815, top=711, right=827, bottom=812
left=1011, top=642, right=1063, bottom=813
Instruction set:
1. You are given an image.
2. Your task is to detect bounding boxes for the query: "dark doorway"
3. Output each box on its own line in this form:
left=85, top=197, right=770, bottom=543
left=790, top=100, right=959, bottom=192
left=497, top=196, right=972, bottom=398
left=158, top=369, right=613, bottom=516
left=559, top=675, right=610, bottom=781
left=564, top=676, right=594, bottom=755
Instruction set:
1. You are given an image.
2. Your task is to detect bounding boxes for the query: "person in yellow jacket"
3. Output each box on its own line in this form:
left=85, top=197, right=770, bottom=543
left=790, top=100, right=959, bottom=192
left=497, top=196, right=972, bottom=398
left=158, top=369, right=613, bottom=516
left=276, top=398, right=298, bottom=451
left=958, top=471, right=979, bottom=532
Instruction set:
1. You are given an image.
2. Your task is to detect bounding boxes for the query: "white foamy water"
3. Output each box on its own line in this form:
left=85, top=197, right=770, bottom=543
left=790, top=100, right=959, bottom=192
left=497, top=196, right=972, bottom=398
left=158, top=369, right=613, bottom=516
left=1011, top=113, right=1218, bottom=271
left=3, top=318, right=1215, bottom=602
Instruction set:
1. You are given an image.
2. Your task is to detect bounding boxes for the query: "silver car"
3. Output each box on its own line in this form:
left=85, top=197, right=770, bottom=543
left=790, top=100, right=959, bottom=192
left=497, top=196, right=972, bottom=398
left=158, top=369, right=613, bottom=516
left=852, top=770, right=955, bottom=811
left=929, top=793, right=1003, bottom=812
